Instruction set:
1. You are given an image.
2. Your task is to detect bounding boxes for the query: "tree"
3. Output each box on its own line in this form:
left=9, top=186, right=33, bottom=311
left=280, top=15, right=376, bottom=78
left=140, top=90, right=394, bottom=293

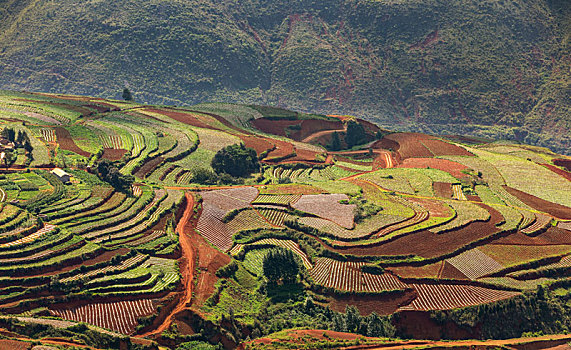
left=122, top=88, right=133, bottom=101
left=262, top=247, right=300, bottom=285
left=1, top=127, right=15, bottom=142
left=96, top=160, right=134, bottom=193
left=211, top=144, right=259, bottom=178
left=345, top=120, right=367, bottom=148
left=330, top=131, right=341, bottom=151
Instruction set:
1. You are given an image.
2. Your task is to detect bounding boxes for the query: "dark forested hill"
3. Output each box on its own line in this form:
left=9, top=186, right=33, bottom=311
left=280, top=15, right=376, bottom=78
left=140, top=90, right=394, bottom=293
left=0, top=0, right=569, bottom=153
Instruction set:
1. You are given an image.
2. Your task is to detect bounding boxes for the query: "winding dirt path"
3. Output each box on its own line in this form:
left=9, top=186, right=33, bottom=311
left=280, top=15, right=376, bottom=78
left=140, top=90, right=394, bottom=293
left=138, top=191, right=195, bottom=337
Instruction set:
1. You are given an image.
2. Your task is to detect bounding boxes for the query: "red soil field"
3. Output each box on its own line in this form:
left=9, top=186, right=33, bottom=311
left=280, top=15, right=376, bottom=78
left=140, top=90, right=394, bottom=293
left=398, top=158, right=469, bottom=179
left=433, top=182, right=453, bottom=198
left=332, top=204, right=501, bottom=259
left=542, top=163, right=571, bottom=181
left=54, top=127, right=90, bottom=157
left=327, top=289, right=417, bottom=316
left=503, top=186, right=571, bottom=220
left=101, top=148, right=127, bottom=161
left=264, top=139, right=295, bottom=161
left=143, top=108, right=212, bottom=129
left=0, top=339, right=31, bottom=350
left=371, top=138, right=400, bottom=152
left=553, top=159, right=571, bottom=171
left=286, top=147, right=323, bottom=163
left=134, top=157, right=164, bottom=179
left=237, top=135, right=274, bottom=155
left=420, top=139, right=474, bottom=157
left=385, top=133, right=434, bottom=159
left=490, top=227, right=571, bottom=246
left=251, top=118, right=343, bottom=141
left=439, top=261, right=470, bottom=280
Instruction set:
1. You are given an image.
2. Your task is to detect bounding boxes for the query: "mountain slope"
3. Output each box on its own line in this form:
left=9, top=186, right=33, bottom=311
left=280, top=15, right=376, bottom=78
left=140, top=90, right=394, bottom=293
left=0, top=0, right=569, bottom=153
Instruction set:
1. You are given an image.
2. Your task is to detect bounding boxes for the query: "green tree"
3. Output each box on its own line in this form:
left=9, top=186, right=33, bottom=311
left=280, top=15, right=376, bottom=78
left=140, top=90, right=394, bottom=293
left=97, top=160, right=134, bottom=193
left=122, top=88, right=133, bottom=101
left=211, top=144, right=259, bottom=178
left=262, top=247, right=300, bottom=285
left=330, top=131, right=341, bottom=151
left=345, top=120, right=367, bottom=148
left=1, top=127, right=15, bottom=142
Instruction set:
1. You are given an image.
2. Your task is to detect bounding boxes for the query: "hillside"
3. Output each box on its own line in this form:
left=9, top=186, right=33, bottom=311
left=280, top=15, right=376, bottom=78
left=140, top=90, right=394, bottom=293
left=0, top=0, right=569, bottom=154
left=0, top=91, right=570, bottom=349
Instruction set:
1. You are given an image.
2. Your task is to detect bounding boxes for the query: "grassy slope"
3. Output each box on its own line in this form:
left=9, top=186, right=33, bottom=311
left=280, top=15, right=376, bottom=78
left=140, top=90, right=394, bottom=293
left=0, top=0, right=569, bottom=154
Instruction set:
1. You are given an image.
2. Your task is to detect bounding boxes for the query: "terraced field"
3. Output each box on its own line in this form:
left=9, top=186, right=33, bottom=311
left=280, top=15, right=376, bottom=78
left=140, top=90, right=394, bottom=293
left=0, top=92, right=569, bottom=346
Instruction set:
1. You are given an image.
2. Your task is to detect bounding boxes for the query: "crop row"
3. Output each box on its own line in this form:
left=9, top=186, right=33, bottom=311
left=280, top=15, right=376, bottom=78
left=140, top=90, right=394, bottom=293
left=446, top=248, right=504, bottom=280
left=310, top=258, right=407, bottom=292
left=50, top=299, right=155, bottom=334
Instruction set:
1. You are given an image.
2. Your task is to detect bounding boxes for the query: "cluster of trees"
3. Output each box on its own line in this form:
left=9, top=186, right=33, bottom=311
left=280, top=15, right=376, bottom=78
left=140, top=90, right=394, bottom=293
left=328, top=120, right=369, bottom=151
left=1, top=127, right=33, bottom=167
left=211, top=144, right=259, bottom=178
left=96, top=160, right=134, bottom=193
left=262, top=247, right=300, bottom=285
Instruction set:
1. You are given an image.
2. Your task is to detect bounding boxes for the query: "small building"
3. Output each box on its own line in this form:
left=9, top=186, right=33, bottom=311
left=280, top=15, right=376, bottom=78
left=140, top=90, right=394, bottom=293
left=51, top=168, right=71, bottom=183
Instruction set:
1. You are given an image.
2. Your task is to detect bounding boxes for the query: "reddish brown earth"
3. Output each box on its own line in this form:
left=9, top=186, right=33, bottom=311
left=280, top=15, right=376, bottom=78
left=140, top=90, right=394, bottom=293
left=327, top=289, right=417, bottom=316
left=259, top=184, right=326, bottom=195
left=54, top=127, right=90, bottom=157
left=439, top=261, right=469, bottom=280
left=238, top=135, right=275, bottom=155
left=264, top=139, right=296, bottom=161
left=386, top=133, right=434, bottom=159
left=433, top=182, right=453, bottom=198
left=140, top=192, right=196, bottom=337
left=143, top=108, right=212, bottom=129
left=101, top=148, right=127, bottom=161
left=553, top=159, right=571, bottom=171
left=503, top=186, right=571, bottom=220
left=331, top=204, right=501, bottom=259
left=134, top=157, right=164, bottom=179
left=420, top=139, right=474, bottom=157
left=490, top=227, right=571, bottom=246
left=542, top=163, right=571, bottom=181
left=371, top=138, right=400, bottom=152
left=0, top=339, right=31, bottom=350
left=397, top=158, right=469, bottom=179
left=252, top=118, right=343, bottom=141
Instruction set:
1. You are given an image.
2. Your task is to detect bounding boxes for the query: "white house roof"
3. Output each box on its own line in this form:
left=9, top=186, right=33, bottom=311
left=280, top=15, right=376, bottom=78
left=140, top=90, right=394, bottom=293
left=51, top=168, right=70, bottom=177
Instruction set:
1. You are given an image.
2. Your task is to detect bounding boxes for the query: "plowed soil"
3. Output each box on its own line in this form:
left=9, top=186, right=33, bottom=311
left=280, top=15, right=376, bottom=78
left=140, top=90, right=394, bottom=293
left=397, top=158, right=469, bottom=179
left=386, top=133, right=434, bottom=159
left=421, top=139, right=474, bottom=157
left=542, top=164, right=571, bottom=181
left=143, top=108, right=212, bottom=129
left=503, top=186, right=571, bottom=220
left=252, top=118, right=343, bottom=141
left=439, top=261, right=469, bottom=280
left=54, top=127, right=90, bottom=157
left=553, top=159, right=571, bottom=171
left=135, top=157, right=164, bottom=179
left=238, top=135, right=274, bottom=155
left=101, top=148, right=127, bottom=161
left=490, top=227, right=571, bottom=246
left=331, top=204, right=501, bottom=259
left=327, top=289, right=417, bottom=316
left=433, top=182, right=453, bottom=198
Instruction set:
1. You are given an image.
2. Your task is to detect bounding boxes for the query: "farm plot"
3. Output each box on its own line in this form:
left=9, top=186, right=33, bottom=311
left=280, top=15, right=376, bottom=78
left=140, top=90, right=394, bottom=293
left=420, top=139, right=474, bottom=157
left=429, top=201, right=490, bottom=234
left=50, top=299, right=155, bottom=334
left=292, top=194, right=355, bottom=229
left=242, top=248, right=268, bottom=276
left=478, top=244, right=571, bottom=268
left=310, top=258, right=407, bottom=292
left=0, top=224, right=56, bottom=248
left=446, top=248, right=504, bottom=279
left=472, top=148, right=571, bottom=207
left=298, top=213, right=404, bottom=240
left=41, top=128, right=56, bottom=142
left=385, top=133, right=434, bottom=159
left=252, top=194, right=301, bottom=206
left=225, top=210, right=272, bottom=233
left=399, top=284, right=519, bottom=311
left=256, top=208, right=292, bottom=227
left=451, top=184, right=466, bottom=201
left=521, top=213, right=553, bottom=235
left=242, top=238, right=312, bottom=269
left=397, top=158, right=469, bottom=179
left=200, top=187, right=258, bottom=213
